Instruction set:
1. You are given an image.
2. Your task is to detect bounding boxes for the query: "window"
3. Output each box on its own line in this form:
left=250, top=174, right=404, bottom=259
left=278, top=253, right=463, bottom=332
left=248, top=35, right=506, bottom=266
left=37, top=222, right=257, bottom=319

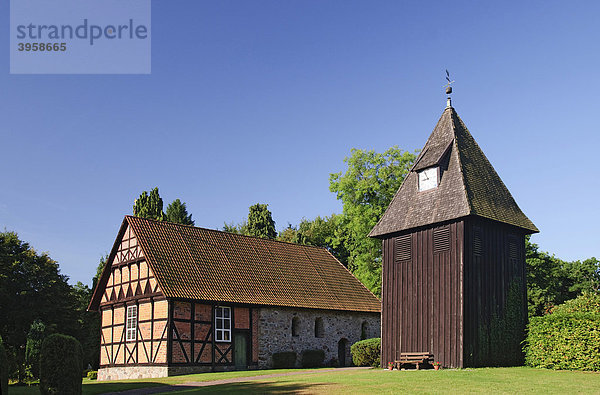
left=126, top=305, right=137, bottom=342
left=361, top=321, right=369, bottom=340
left=433, top=227, right=450, bottom=253
left=292, top=317, right=300, bottom=337
left=314, top=317, right=324, bottom=338
left=215, top=306, right=231, bottom=342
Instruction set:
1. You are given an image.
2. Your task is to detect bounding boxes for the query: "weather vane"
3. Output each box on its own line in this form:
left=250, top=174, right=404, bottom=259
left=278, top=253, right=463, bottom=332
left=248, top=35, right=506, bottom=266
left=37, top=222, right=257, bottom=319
left=444, top=69, right=455, bottom=107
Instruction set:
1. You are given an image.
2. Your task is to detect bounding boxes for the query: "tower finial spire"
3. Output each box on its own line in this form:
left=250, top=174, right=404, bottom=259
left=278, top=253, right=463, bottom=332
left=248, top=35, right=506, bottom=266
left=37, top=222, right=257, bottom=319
left=444, top=69, right=454, bottom=108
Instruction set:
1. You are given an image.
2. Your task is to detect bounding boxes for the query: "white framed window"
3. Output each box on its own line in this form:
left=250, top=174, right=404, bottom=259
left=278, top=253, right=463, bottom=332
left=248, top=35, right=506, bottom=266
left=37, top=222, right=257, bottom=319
left=126, top=305, right=137, bottom=342
left=215, top=306, right=231, bottom=342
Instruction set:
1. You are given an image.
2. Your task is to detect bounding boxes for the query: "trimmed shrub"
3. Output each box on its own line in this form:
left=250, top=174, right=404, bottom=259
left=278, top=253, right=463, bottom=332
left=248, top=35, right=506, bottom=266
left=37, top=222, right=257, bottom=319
left=301, top=349, right=325, bottom=368
left=272, top=351, right=297, bottom=369
left=524, top=293, right=600, bottom=371
left=40, top=334, right=83, bottom=394
left=0, top=341, right=8, bottom=395
left=351, top=338, right=380, bottom=367
left=86, top=371, right=98, bottom=380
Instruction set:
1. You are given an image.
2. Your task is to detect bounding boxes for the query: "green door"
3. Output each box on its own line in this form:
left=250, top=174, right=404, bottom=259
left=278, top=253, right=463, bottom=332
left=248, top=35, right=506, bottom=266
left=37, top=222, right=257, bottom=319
left=234, top=333, right=247, bottom=369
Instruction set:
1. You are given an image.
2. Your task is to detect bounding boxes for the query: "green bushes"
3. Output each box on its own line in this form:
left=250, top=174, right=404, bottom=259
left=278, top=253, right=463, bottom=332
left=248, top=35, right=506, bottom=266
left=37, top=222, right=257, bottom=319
left=350, top=338, right=380, bottom=367
left=0, top=340, right=8, bottom=395
left=524, top=293, right=600, bottom=371
left=272, top=351, right=297, bottom=369
left=86, top=371, right=98, bottom=380
left=40, top=334, right=83, bottom=394
left=301, top=349, right=325, bottom=368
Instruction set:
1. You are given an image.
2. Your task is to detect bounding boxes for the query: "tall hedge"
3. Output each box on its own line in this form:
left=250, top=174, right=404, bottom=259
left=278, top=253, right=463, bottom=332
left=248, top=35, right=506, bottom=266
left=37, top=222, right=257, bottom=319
left=350, top=338, right=380, bottom=367
left=524, top=293, right=600, bottom=371
left=40, top=334, right=83, bottom=395
left=0, top=341, right=8, bottom=395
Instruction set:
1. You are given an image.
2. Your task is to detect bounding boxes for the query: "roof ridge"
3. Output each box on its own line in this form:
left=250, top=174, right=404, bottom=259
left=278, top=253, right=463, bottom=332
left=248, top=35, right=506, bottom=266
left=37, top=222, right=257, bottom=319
left=125, top=215, right=332, bottom=251
left=449, top=108, right=474, bottom=214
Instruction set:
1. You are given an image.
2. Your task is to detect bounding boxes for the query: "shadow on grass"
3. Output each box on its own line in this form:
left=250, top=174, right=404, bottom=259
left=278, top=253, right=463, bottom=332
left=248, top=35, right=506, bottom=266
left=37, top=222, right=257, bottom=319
left=163, top=381, right=332, bottom=394
left=84, top=382, right=170, bottom=395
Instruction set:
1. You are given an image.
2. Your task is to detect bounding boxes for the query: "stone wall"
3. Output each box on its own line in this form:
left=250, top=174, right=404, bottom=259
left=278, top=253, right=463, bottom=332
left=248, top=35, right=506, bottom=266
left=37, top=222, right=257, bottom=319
left=257, top=307, right=380, bottom=368
left=98, top=366, right=169, bottom=381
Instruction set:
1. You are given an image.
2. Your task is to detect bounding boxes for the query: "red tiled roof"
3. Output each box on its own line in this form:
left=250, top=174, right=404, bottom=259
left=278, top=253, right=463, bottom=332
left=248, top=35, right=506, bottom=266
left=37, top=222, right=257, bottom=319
left=95, top=216, right=380, bottom=313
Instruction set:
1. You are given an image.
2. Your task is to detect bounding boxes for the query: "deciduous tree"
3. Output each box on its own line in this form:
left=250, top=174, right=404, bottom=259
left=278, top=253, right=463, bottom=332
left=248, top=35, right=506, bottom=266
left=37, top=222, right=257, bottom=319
left=329, top=146, right=416, bottom=296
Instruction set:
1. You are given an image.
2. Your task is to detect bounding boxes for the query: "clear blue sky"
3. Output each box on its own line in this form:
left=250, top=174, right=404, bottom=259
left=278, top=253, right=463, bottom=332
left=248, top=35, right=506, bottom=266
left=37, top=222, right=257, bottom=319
left=1, top=1, right=598, bottom=286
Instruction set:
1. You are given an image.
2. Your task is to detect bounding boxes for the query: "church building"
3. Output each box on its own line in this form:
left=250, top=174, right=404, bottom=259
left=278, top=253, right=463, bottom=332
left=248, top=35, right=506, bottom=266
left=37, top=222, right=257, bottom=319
left=369, top=93, right=538, bottom=368
left=89, top=216, right=380, bottom=380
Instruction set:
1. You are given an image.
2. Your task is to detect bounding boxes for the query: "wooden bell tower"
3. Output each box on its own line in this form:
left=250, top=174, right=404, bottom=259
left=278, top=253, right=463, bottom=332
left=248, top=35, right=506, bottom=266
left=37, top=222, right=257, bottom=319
left=369, top=83, right=538, bottom=368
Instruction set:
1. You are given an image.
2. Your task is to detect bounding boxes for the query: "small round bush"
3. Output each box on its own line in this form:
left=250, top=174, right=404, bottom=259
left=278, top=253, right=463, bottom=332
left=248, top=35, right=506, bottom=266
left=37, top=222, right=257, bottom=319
left=40, top=334, right=83, bottom=395
left=0, top=341, right=8, bottom=395
left=301, top=349, right=325, bottom=368
left=86, top=370, right=98, bottom=380
left=351, top=338, right=381, bottom=367
left=272, top=351, right=297, bottom=369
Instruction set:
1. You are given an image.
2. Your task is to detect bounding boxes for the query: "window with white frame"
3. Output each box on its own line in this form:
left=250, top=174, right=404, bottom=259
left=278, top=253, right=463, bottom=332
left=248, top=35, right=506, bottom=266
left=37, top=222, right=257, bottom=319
left=126, top=305, right=137, bottom=342
left=215, top=306, right=231, bottom=342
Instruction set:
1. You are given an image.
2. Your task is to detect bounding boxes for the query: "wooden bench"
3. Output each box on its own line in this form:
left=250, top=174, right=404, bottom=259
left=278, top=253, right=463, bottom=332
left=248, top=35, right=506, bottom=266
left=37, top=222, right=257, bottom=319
left=394, top=352, right=434, bottom=370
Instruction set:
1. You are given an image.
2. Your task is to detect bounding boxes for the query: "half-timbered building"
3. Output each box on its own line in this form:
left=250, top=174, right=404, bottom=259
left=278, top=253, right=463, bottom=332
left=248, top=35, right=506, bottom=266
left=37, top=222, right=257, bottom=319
left=89, top=216, right=380, bottom=380
left=369, top=97, right=538, bottom=368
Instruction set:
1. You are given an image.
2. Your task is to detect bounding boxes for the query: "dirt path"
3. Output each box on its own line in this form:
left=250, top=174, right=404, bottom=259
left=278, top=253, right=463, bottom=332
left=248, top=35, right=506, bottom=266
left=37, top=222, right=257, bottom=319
left=103, top=367, right=369, bottom=394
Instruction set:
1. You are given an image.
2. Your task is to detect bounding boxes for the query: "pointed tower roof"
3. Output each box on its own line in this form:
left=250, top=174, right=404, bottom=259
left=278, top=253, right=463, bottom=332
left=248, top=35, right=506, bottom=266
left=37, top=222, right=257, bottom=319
left=369, top=106, right=538, bottom=238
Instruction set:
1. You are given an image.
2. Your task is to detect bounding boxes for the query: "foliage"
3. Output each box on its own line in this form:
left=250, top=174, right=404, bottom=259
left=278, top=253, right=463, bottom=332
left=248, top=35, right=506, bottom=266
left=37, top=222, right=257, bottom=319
left=0, top=231, right=78, bottom=382
left=350, top=337, right=381, bottom=367
left=166, top=199, right=195, bottom=225
left=276, top=224, right=297, bottom=243
left=488, top=281, right=526, bottom=366
left=550, top=291, right=600, bottom=314
left=524, top=294, right=600, bottom=371
left=222, top=221, right=247, bottom=235
left=71, top=281, right=100, bottom=371
left=133, top=187, right=166, bottom=221
left=0, top=339, right=7, bottom=395
left=272, top=351, right=297, bottom=369
left=300, top=349, right=325, bottom=368
left=246, top=203, right=277, bottom=239
left=329, top=146, right=416, bottom=295
left=25, top=320, right=46, bottom=378
left=40, top=334, right=83, bottom=395
left=526, top=237, right=600, bottom=316
left=87, top=370, right=97, bottom=380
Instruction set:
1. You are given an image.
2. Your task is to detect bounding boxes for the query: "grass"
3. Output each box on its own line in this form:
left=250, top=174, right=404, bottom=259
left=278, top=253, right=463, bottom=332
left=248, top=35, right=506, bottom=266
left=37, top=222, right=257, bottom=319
left=8, top=367, right=600, bottom=394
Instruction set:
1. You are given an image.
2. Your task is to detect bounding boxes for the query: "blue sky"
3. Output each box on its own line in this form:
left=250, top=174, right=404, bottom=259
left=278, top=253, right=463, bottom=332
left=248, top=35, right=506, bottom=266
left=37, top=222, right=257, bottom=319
left=1, top=1, right=599, bottom=286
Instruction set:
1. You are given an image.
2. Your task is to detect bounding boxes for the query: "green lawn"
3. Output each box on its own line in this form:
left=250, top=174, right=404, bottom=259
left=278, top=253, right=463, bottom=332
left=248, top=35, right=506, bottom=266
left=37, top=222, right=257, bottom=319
left=8, top=367, right=600, bottom=394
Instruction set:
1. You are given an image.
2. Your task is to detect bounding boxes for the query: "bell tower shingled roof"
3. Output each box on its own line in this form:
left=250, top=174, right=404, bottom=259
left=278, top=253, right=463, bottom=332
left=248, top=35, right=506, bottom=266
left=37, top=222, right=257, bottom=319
left=369, top=105, right=538, bottom=238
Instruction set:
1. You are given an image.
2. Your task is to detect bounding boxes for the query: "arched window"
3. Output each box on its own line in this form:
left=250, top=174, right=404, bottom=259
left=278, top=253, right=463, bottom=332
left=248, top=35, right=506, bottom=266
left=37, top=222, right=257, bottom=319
left=292, top=317, right=300, bottom=337
left=314, top=317, right=324, bottom=338
left=361, top=321, right=369, bottom=340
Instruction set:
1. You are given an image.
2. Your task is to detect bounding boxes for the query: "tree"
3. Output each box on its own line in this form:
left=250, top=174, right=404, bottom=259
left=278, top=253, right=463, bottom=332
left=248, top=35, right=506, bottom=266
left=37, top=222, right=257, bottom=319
left=246, top=203, right=277, bottom=239
left=293, top=215, right=350, bottom=266
left=277, top=224, right=297, bottom=243
left=0, top=231, right=78, bottom=382
left=133, top=187, right=165, bottom=221
left=526, top=236, right=600, bottom=316
left=25, top=320, right=46, bottom=378
left=329, top=146, right=416, bottom=296
left=166, top=199, right=195, bottom=225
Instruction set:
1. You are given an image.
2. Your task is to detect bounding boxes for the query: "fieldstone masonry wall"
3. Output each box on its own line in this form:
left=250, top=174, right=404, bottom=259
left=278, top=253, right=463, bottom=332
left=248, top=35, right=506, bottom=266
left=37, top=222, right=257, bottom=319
left=257, top=307, right=380, bottom=368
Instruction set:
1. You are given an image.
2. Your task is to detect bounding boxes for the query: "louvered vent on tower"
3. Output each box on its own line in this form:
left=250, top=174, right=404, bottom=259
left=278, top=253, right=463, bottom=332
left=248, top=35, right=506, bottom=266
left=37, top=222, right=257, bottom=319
left=433, top=227, right=450, bottom=253
left=394, top=235, right=412, bottom=262
left=508, top=235, right=519, bottom=261
left=473, top=226, right=483, bottom=257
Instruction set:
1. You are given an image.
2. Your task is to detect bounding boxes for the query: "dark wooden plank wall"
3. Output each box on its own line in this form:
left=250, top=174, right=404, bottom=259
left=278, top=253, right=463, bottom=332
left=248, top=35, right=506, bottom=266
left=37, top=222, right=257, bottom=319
left=462, top=217, right=527, bottom=367
left=381, top=220, right=464, bottom=368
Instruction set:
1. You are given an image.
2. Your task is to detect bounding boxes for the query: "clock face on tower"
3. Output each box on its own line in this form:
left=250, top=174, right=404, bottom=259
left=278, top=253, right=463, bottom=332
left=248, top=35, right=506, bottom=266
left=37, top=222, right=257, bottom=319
left=418, top=167, right=438, bottom=191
